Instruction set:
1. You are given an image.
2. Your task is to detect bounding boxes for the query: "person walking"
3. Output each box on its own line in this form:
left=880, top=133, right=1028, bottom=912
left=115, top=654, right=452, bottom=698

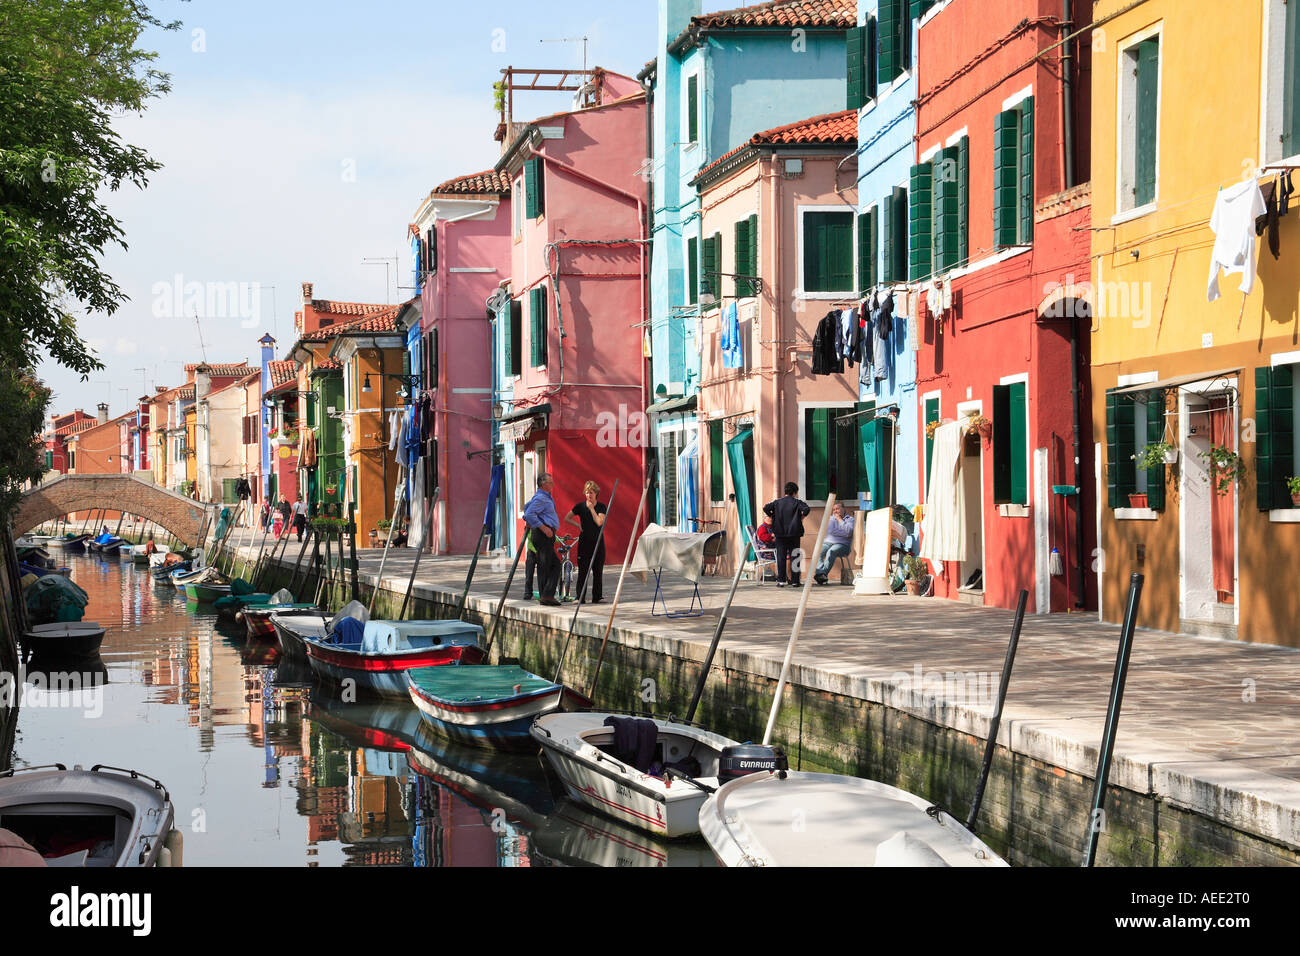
left=292, top=496, right=307, bottom=541
left=260, top=498, right=271, bottom=532
left=522, top=473, right=561, bottom=606
left=763, top=482, right=810, bottom=587
left=565, top=480, right=607, bottom=604
left=813, top=500, right=854, bottom=585
left=272, top=495, right=289, bottom=539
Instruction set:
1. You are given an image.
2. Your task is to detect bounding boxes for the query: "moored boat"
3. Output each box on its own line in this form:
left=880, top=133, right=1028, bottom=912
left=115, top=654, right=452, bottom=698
left=21, top=622, right=107, bottom=657
left=56, top=534, right=92, bottom=551
left=243, top=602, right=317, bottom=641
left=407, top=664, right=564, bottom=751
left=0, top=764, right=182, bottom=866
left=697, top=771, right=1008, bottom=868
left=189, top=581, right=232, bottom=603
left=270, top=600, right=368, bottom=665
left=530, top=712, right=751, bottom=839
left=302, top=619, right=486, bottom=699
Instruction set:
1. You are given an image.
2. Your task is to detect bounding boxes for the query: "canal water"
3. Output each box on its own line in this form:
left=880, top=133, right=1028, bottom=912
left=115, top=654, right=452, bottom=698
left=11, top=552, right=715, bottom=867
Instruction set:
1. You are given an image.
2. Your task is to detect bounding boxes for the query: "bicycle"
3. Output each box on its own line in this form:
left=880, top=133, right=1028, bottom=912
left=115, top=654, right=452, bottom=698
left=554, top=535, right=578, bottom=602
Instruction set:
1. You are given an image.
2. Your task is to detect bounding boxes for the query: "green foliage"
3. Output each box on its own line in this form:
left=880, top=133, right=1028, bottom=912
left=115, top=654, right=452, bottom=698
left=900, top=555, right=927, bottom=580
left=1287, top=476, right=1300, bottom=496
left=0, top=369, right=51, bottom=521
left=1200, top=444, right=1245, bottom=496
left=1137, top=441, right=1176, bottom=472
left=493, top=81, right=506, bottom=114
left=0, top=0, right=183, bottom=376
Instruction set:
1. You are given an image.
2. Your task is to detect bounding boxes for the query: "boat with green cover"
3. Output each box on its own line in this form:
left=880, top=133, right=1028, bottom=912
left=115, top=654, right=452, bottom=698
left=406, top=664, right=564, bottom=751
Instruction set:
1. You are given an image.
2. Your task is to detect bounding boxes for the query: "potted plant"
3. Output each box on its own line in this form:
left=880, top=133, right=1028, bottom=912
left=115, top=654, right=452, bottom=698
left=900, top=555, right=927, bottom=596
left=1128, top=492, right=1149, bottom=508
left=1199, top=444, right=1246, bottom=496
left=1137, top=440, right=1178, bottom=470
left=965, top=413, right=992, bottom=439
left=925, top=419, right=943, bottom=441
left=1288, top=476, right=1300, bottom=507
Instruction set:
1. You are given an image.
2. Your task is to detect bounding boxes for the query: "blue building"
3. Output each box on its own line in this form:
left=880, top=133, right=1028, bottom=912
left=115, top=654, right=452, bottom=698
left=851, top=0, right=929, bottom=509
left=643, top=0, right=855, bottom=526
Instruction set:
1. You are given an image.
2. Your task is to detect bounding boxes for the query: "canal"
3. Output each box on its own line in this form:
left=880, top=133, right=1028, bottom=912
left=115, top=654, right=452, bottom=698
left=11, top=552, right=714, bottom=867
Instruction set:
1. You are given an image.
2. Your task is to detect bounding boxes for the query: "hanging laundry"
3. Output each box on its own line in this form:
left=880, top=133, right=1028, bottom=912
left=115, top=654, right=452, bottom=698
left=297, top=427, right=317, bottom=468
left=858, top=302, right=873, bottom=369
left=720, top=301, right=744, bottom=370
left=926, top=280, right=943, bottom=318
left=811, top=311, right=842, bottom=376
left=388, top=409, right=403, bottom=450
left=1255, top=172, right=1294, bottom=260
left=839, top=308, right=856, bottom=368
left=847, top=307, right=863, bottom=369
left=1207, top=178, right=1267, bottom=301
left=872, top=293, right=894, bottom=383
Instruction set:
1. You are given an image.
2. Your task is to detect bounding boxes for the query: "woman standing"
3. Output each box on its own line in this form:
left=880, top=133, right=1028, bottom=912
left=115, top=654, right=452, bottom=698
left=564, top=480, right=607, bottom=604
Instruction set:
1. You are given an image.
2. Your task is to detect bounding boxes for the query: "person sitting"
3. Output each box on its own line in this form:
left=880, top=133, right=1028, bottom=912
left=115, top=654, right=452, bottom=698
left=754, top=514, right=776, bottom=549
left=813, top=501, right=855, bottom=585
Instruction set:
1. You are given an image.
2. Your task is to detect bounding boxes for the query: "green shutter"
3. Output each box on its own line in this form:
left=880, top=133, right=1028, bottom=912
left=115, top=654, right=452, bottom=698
left=877, top=0, right=899, bottom=87
left=865, top=17, right=878, bottom=101
left=847, top=25, right=866, bottom=110
left=805, top=408, right=831, bottom=501
left=508, top=300, right=522, bottom=376
left=994, top=108, right=1019, bottom=248
left=1286, top=0, right=1300, bottom=158
left=857, top=210, right=878, bottom=293
left=993, top=385, right=1011, bottom=503
left=1009, top=381, right=1027, bottom=505
left=1134, top=40, right=1159, bottom=206
left=956, top=135, right=970, bottom=267
left=1257, top=366, right=1273, bottom=511
left=882, top=193, right=895, bottom=284
left=1273, top=365, right=1295, bottom=510
left=834, top=409, right=858, bottom=497
left=530, top=285, right=548, bottom=367
left=805, top=213, right=825, bottom=292
left=687, top=74, right=699, bottom=144
left=1018, top=96, right=1035, bottom=244
left=1105, top=391, right=1119, bottom=508
left=909, top=163, right=932, bottom=281
left=734, top=218, right=750, bottom=297
left=687, top=237, right=699, bottom=305
left=701, top=232, right=719, bottom=302
left=932, top=145, right=959, bottom=274
left=892, top=186, right=909, bottom=281
left=924, top=397, right=940, bottom=491
left=1105, top=389, right=1138, bottom=508
left=524, top=157, right=544, bottom=219
left=855, top=400, right=873, bottom=493
left=1145, top=389, right=1166, bottom=511
left=748, top=213, right=759, bottom=296
left=709, top=420, right=725, bottom=502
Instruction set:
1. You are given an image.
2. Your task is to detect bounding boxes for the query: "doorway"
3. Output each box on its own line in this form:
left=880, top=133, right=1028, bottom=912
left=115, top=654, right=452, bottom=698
left=959, top=432, right=985, bottom=593
left=1180, top=384, right=1238, bottom=632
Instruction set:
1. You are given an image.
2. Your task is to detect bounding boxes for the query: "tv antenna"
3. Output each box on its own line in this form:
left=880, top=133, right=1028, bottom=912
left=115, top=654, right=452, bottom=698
left=362, top=256, right=399, bottom=304
left=540, top=35, right=589, bottom=72
left=194, top=310, right=209, bottom=364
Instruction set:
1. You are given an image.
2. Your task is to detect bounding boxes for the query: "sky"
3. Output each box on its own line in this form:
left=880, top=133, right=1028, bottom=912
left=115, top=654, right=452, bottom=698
left=39, top=0, right=734, bottom=417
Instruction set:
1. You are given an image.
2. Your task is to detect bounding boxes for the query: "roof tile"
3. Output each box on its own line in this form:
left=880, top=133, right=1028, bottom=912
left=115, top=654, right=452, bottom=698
left=269, top=360, right=297, bottom=388
left=430, top=169, right=511, bottom=197
left=697, top=109, right=856, bottom=180
left=693, top=0, right=856, bottom=30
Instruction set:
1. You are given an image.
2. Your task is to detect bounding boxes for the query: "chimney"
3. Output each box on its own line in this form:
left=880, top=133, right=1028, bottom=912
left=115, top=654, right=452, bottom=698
left=301, top=282, right=314, bottom=305
left=155, top=385, right=167, bottom=394
left=96, top=403, right=108, bottom=425
left=194, top=364, right=212, bottom=402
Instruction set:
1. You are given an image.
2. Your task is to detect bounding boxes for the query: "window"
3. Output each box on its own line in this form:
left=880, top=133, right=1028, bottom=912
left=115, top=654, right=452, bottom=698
left=687, top=74, right=699, bottom=145
left=429, top=327, right=439, bottom=391
left=876, top=0, right=911, bottom=89
left=994, top=96, right=1034, bottom=245
left=709, top=419, right=725, bottom=503
left=992, top=381, right=1029, bottom=506
left=700, top=231, right=722, bottom=305
left=687, top=236, right=699, bottom=305
left=44, top=449, right=52, bottom=470
left=846, top=18, right=877, bottom=109
left=513, top=178, right=523, bottom=237
left=931, top=137, right=969, bottom=273
left=1105, top=387, right=1167, bottom=511
left=427, top=227, right=438, bottom=275
left=857, top=205, right=878, bottom=292
left=803, top=404, right=871, bottom=502
left=524, top=157, right=545, bottom=219
left=733, top=215, right=758, bottom=297
left=924, top=396, right=940, bottom=490
left=529, top=285, right=548, bottom=368
left=507, top=299, right=522, bottom=377
left=881, top=185, right=908, bottom=283
left=1256, top=364, right=1297, bottom=510
left=802, top=210, right=854, bottom=293
left=1116, top=35, right=1160, bottom=213
left=660, top=428, right=685, bottom=526
left=1264, top=1, right=1300, bottom=163
left=908, top=162, right=932, bottom=280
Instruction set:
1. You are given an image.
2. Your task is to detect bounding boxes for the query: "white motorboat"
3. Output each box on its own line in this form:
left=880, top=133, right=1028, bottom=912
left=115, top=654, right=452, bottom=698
left=531, top=712, right=748, bottom=839
left=0, top=764, right=182, bottom=867
left=698, top=770, right=1008, bottom=868
left=270, top=600, right=367, bottom=665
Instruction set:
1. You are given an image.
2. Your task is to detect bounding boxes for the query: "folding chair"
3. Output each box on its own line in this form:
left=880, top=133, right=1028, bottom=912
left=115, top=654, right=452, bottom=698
left=745, top=525, right=778, bottom=586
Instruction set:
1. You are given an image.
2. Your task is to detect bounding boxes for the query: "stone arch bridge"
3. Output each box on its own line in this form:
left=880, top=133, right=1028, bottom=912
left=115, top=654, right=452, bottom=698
left=13, top=474, right=221, bottom=548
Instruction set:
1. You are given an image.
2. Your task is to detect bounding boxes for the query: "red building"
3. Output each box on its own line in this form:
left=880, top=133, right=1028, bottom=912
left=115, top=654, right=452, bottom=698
left=44, top=409, right=96, bottom=474
left=913, top=0, right=1095, bottom=614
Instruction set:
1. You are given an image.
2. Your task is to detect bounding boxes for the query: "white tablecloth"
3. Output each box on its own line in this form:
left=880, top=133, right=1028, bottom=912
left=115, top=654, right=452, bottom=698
left=629, top=524, right=717, bottom=584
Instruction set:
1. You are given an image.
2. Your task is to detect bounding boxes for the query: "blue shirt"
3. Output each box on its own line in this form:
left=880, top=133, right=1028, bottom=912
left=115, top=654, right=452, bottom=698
left=826, top=514, right=854, bottom=547
left=523, top=489, right=558, bottom=530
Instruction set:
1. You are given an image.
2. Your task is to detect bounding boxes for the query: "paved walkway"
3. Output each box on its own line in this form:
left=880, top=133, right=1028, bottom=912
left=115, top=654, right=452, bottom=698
left=223, top=532, right=1300, bottom=851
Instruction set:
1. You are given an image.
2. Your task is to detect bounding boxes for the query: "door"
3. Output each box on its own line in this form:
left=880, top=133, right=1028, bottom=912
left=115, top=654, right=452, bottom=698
left=960, top=434, right=984, bottom=590
left=1181, top=389, right=1238, bottom=627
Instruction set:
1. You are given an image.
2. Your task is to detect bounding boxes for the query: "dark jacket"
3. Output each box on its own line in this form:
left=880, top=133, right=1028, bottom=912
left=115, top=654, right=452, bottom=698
left=764, top=495, right=811, bottom=538
left=811, top=312, right=842, bottom=376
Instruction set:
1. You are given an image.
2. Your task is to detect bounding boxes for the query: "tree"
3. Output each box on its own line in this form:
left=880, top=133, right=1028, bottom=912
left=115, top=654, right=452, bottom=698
left=0, top=0, right=183, bottom=376
left=0, top=370, right=51, bottom=521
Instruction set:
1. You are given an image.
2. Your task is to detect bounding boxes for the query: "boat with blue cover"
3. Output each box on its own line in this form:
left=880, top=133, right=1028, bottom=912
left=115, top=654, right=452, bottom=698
left=406, top=664, right=564, bottom=751
left=301, top=618, right=486, bottom=699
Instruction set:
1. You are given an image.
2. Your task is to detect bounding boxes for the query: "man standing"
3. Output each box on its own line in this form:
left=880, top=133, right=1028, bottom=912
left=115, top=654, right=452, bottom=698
left=292, top=497, right=307, bottom=541
left=813, top=501, right=854, bottom=585
left=763, top=482, right=810, bottom=587
left=522, top=473, right=561, bottom=606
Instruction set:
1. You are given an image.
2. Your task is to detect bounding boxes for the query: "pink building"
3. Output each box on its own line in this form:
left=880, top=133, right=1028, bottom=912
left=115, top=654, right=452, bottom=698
left=692, top=111, right=861, bottom=568
left=413, top=170, right=512, bottom=554
left=496, top=74, right=649, bottom=560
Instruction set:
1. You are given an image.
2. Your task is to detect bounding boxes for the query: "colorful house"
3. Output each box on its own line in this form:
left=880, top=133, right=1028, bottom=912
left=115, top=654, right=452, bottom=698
left=1090, top=0, right=1300, bottom=646
left=692, top=110, right=861, bottom=568
left=263, top=358, right=300, bottom=506
left=643, top=0, right=856, bottom=526
left=411, top=169, right=512, bottom=554
left=911, top=0, right=1095, bottom=614
left=491, top=73, right=649, bottom=560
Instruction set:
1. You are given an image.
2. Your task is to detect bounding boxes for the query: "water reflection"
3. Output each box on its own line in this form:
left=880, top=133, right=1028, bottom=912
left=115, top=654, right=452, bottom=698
left=10, top=553, right=715, bottom=867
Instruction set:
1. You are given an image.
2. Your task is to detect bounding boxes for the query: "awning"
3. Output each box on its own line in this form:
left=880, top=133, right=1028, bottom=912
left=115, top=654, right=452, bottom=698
left=646, top=394, right=698, bottom=416
left=498, top=403, right=551, bottom=443
left=1110, top=368, right=1241, bottom=395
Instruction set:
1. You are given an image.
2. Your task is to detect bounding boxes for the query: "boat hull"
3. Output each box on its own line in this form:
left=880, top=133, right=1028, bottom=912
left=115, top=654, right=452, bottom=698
left=304, top=640, right=485, bottom=699
left=407, top=672, right=563, bottom=751
left=21, top=623, right=107, bottom=656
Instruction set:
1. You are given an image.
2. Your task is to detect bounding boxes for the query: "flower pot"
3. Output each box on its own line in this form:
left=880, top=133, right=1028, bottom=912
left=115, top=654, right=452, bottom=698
left=368, top=530, right=378, bottom=547
left=1128, top=493, right=1148, bottom=509
left=904, top=579, right=922, bottom=596
left=1163, top=448, right=1179, bottom=465
left=1291, top=493, right=1300, bottom=508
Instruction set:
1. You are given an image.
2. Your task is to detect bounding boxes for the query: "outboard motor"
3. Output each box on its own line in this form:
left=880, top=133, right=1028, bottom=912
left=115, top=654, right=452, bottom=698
left=718, top=744, right=788, bottom=784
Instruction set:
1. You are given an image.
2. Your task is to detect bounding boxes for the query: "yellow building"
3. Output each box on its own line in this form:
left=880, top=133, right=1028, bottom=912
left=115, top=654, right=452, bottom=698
left=1091, top=0, right=1300, bottom=645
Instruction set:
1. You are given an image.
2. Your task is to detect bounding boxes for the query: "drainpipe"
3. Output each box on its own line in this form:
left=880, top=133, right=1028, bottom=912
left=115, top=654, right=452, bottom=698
left=1070, top=313, right=1086, bottom=608
left=1062, top=0, right=1076, bottom=189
